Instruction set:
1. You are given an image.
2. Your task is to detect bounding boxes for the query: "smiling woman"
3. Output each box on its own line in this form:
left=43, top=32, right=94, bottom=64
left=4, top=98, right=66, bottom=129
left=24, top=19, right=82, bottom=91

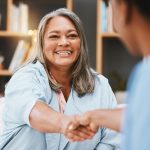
left=35, top=8, right=95, bottom=97
left=0, top=8, right=121, bottom=150
left=43, top=16, right=81, bottom=72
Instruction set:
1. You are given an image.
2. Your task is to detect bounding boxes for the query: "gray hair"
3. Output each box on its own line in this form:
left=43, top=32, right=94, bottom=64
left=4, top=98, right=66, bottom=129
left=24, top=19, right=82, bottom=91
left=31, top=8, right=95, bottom=96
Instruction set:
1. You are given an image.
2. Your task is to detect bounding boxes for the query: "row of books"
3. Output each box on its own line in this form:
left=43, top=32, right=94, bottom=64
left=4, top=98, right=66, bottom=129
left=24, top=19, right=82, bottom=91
left=101, top=2, right=113, bottom=32
left=9, top=40, right=34, bottom=72
left=10, top=2, right=28, bottom=33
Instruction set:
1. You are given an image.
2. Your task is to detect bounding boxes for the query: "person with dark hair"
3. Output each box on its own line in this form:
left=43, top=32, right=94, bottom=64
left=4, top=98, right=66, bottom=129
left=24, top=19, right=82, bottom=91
left=0, top=8, right=120, bottom=150
left=69, top=0, right=150, bottom=150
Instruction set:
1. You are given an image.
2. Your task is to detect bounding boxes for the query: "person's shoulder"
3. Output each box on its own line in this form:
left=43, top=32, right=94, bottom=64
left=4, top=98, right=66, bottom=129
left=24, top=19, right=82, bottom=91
left=90, top=69, right=108, bottom=84
left=94, top=72, right=108, bottom=84
left=15, top=60, right=46, bottom=76
left=9, top=60, right=48, bottom=83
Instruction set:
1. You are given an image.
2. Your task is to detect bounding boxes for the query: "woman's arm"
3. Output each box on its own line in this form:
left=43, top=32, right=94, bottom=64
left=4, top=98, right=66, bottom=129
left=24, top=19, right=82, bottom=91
left=29, top=100, right=69, bottom=133
left=29, top=101, right=95, bottom=141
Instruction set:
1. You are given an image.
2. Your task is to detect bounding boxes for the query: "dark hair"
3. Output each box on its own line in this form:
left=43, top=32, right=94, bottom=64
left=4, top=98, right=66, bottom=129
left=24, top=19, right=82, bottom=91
left=103, top=0, right=150, bottom=20
left=126, top=0, right=150, bottom=19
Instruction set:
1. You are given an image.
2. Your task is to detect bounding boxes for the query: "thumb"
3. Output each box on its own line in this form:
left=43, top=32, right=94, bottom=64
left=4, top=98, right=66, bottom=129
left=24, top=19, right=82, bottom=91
left=78, top=115, right=89, bottom=126
left=68, top=114, right=88, bottom=130
left=67, top=115, right=81, bottom=130
left=90, top=123, right=99, bottom=132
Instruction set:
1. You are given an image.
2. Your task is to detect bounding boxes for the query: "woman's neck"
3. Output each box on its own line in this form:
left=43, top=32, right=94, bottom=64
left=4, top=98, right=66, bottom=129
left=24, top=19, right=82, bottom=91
left=50, top=69, right=71, bottom=85
left=49, top=67, right=72, bottom=100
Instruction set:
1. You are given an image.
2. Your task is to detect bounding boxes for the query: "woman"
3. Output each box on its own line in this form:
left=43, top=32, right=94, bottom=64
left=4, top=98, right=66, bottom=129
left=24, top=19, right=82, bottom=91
left=0, top=8, right=120, bottom=150
left=71, top=0, right=150, bottom=150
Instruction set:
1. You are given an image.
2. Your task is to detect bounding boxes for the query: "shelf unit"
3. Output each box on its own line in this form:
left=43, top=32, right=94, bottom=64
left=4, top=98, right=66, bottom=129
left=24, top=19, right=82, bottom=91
left=0, top=0, right=73, bottom=94
left=96, top=0, right=140, bottom=92
left=96, top=0, right=120, bottom=73
left=0, top=70, right=12, bottom=76
left=0, top=31, right=32, bottom=37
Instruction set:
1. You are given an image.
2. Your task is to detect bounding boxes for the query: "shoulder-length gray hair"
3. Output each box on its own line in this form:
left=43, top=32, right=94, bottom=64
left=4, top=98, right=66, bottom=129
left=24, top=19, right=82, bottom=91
left=31, top=8, right=96, bottom=96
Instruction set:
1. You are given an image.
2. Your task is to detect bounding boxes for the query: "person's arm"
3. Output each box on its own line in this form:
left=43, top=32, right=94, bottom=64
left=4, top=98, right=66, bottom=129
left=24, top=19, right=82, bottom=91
left=30, top=101, right=70, bottom=133
left=68, top=106, right=125, bottom=134
left=4, top=67, right=95, bottom=141
left=72, top=107, right=125, bottom=132
left=29, top=101, right=95, bottom=141
left=90, top=108, right=124, bottom=132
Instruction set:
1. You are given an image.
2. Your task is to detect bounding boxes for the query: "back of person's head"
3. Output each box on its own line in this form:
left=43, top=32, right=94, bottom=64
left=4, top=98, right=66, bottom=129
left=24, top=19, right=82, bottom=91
left=104, top=0, right=150, bottom=20
left=126, top=0, right=150, bottom=20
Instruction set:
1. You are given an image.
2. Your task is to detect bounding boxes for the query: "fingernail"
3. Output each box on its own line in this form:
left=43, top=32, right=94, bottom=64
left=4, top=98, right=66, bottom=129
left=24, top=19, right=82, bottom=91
left=68, top=125, right=73, bottom=130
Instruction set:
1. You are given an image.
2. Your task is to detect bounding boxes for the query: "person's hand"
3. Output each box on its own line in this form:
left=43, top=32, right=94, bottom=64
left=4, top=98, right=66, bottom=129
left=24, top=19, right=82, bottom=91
left=68, top=110, right=101, bottom=136
left=81, top=110, right=101, bottom=132
left=60, top=114, right=96, bottom=141
left=68, top=108, right=124, bottom=134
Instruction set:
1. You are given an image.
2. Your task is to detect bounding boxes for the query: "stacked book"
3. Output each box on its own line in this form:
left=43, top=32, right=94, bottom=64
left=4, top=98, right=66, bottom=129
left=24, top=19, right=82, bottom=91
left=8, top=40, right=33, bottom=72
left=10, top=2, right=28, bottom=33
left=101, top=2, right=113, bottom=32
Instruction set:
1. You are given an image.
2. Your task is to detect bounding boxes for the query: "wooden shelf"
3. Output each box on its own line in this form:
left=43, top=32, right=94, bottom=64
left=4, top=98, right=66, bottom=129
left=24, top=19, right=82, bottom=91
left=0, top=70, right=13, bottom=76
left=102, top=32, right=120, bottom=38
left=0, top=31, right=32, bottom=37
left=0, top=0, right=74, bottom=94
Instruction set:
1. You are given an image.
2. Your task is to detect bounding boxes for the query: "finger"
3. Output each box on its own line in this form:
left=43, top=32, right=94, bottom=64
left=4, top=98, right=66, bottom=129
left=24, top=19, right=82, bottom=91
left=86, top=125, right=97, bottom=133
left=75, top=125, right=95, bottom=137
left=69, top=126, right=95, bottom=140
left=68, top=122, right=79, bottom=130
left=66, top=132, right=86, bottom=142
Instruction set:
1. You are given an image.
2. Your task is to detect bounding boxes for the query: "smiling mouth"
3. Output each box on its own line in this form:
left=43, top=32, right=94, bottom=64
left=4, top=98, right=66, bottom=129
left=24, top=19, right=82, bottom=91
left=55, top=50, right=73, bottom=56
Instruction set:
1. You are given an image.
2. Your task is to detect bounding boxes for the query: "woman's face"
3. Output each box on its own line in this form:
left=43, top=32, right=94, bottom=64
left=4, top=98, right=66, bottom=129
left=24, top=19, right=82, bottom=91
left=43, top=16, right=81, bottom=70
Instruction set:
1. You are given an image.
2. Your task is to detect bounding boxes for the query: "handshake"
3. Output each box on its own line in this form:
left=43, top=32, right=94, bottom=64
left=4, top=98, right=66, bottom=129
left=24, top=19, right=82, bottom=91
left=61, top=109, right=101, bottom=142
left=61, top=108, right=123, bottom=142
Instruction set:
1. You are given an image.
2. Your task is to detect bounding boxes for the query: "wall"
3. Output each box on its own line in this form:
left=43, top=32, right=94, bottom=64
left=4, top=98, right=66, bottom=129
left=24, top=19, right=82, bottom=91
left=73, top=0, right=97, bottom=69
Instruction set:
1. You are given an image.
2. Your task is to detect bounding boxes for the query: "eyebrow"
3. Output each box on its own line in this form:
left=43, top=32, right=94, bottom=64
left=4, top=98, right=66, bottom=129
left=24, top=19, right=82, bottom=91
left=48, top=29, right=78, bottom=34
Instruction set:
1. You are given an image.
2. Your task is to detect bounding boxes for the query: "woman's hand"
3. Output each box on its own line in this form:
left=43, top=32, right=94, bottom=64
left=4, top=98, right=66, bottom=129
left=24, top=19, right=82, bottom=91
left=29, top=101, right=96, bottom=141
left=67, top=111, right=100, bottom=135
left=60, top=114, right=96, bottom=142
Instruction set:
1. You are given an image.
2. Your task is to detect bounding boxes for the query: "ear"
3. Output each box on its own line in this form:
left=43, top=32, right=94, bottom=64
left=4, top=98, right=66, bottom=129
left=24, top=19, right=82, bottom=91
left=118, top=0, right=131, bottom=25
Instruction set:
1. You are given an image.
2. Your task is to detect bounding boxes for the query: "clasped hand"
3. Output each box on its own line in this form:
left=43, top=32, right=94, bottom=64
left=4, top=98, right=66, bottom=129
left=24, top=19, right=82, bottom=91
left=61, top=110, right=100, bottom=142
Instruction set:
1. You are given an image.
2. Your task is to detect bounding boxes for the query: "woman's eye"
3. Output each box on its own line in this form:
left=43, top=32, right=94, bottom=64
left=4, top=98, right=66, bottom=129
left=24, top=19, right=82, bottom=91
left=48, top=35, right=59, bottom=39
left=68, top=34, right=78, bottom=39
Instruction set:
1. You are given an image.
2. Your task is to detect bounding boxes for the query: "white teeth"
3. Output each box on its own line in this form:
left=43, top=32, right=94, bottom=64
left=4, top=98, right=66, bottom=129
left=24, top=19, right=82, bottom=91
left=56, top=51, right=72, bottom=55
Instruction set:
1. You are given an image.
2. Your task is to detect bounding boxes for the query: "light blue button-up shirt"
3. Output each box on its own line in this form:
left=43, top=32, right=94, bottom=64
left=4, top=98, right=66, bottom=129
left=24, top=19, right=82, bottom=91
left=123, top=56, right=150, bottom=150
left=0, top=61, right=121, bottom=150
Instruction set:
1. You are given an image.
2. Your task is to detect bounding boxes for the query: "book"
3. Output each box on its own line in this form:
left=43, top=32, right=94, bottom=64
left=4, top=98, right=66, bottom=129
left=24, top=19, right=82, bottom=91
left=9, top=40, right=30, bottom=72
left=101, top=2, right=113, bottom=32
left=11, top=4, right=19, bottom=32
left=101, top=2, right=108, bottom=32
left=19, top=2, right=28, bottom=33
left=10, top=2, right=28, bottom=32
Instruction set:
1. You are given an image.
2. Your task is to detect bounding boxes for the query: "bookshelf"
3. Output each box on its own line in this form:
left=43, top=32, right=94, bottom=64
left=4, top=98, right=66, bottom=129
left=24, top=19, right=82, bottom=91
left=0, top=0, right=73, bottom=95
left=96, top=0, right=139, bottom=98
left=0, top=70, right=12, bottom=76
left=96, top=0, right=119, bottom=73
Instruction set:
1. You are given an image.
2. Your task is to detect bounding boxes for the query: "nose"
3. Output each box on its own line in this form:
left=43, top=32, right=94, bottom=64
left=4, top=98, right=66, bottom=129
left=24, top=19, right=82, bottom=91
left=58, top=36, right=69, bottom=46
